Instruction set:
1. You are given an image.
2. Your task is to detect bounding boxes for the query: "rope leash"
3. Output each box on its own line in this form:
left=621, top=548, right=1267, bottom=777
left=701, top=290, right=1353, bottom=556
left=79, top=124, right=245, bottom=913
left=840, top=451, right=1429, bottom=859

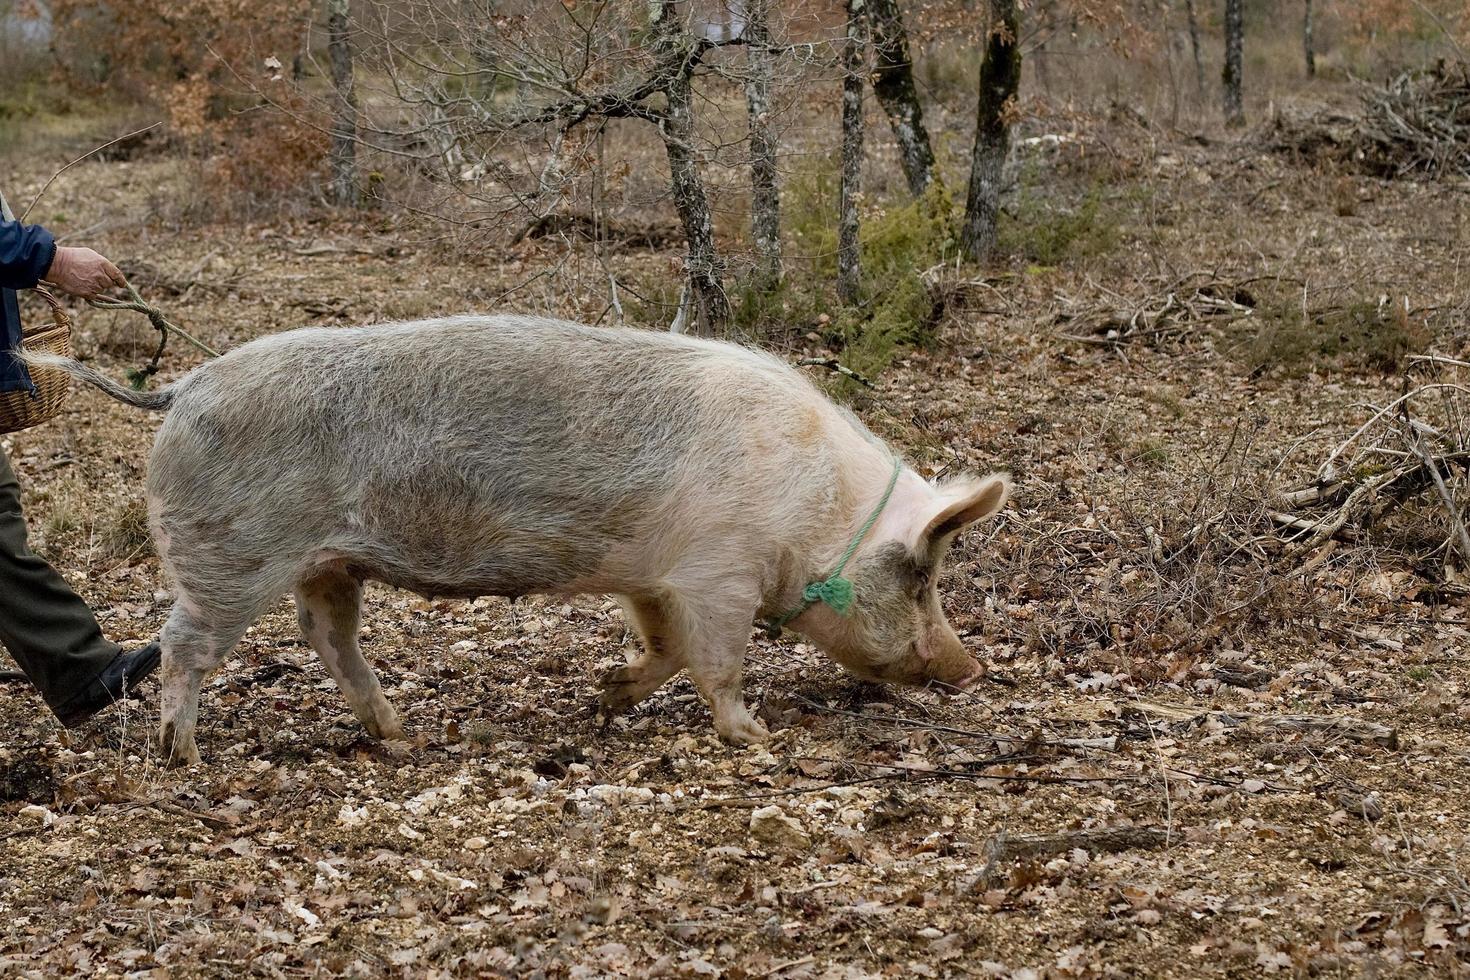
left=87, top=281, right=221, bottom=387
left=763, top=455, right=903, bottom=639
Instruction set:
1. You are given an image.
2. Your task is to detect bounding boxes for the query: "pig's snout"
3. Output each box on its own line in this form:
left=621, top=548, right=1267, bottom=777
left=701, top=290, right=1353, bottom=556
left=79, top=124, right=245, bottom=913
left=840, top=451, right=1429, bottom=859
left=942, top=660, right=985, bottom=692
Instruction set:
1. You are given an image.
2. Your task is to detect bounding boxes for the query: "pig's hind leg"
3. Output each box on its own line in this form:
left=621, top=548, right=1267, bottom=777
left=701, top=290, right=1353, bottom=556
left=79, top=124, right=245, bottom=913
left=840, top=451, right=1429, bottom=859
left=157, top=604, right=250, bottom=767
left=599, top=594, right=689, bottom=712
left=295, top=570, right=405, bottom=742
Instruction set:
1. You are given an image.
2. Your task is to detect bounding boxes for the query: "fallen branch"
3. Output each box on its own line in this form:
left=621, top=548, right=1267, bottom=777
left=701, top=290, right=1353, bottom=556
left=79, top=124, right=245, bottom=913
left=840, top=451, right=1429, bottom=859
left=1051, top=274, right=1256, bottom=350
left=973, top=826, right=1170, bottom=888
left=145, top=798, right=241, bottom=830
left=1127, top=699, right=1399, bottom=749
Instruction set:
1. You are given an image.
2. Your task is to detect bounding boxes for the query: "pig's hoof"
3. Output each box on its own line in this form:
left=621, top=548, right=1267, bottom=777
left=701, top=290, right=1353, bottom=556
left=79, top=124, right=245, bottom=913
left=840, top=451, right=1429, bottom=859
left=160, top=727, right=201, bottom=768
left=365, top=719, right=406, bottom=742
left=716, top=714, right=771, bottom=746
left=599, top=664, right=653, bottom=712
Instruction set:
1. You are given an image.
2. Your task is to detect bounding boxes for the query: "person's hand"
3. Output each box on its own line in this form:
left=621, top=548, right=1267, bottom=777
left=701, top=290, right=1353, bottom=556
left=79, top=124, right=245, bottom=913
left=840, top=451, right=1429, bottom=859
left=44, top=246, right=127, bottom=299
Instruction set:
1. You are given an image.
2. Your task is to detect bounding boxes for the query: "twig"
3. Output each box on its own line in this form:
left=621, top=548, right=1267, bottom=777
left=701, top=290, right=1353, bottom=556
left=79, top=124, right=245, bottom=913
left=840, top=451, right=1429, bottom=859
left=690, top=774, right=896, bottom=809
left=144, top=799, right=239, bottom=830
left=797, top=358, right=876, bottom=389
left=20, top=123, right=163, bottom=222
left=1410, top=427, right=1470, bottom=566
left=795, top=697, right=1117, bottom=750
left=1127, top=698, right=1399, bottom=748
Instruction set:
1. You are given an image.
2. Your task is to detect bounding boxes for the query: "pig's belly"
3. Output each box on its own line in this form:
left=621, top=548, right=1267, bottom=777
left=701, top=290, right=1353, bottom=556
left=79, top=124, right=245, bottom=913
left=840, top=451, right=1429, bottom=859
left=323, top=519, right=634, bottom=602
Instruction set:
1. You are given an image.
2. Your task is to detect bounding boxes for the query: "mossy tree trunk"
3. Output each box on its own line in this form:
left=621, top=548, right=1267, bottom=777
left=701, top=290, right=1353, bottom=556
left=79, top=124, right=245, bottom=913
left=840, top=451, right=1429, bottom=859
left=1222, top=0, right=1244, bottom=127
left=653, top=1, right=729, bottom=334
left=744, top=0, right=782, bottom=292
left=866, top=0, right=934, bottom=197
left=961, top=0, right=1020, bottom=261
left=327, top=0, right=359, bottom=207
left=838, top=0, right=867, bottom=304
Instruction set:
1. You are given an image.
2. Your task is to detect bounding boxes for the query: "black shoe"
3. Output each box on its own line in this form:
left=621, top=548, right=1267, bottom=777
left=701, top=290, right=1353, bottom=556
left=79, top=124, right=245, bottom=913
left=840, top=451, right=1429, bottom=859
left=54, top=642, right=162, bottom=728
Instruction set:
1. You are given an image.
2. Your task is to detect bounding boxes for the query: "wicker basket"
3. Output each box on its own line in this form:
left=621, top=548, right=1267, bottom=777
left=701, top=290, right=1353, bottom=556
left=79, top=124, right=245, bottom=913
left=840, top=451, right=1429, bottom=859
left=0, top=287, right=73, bottom=434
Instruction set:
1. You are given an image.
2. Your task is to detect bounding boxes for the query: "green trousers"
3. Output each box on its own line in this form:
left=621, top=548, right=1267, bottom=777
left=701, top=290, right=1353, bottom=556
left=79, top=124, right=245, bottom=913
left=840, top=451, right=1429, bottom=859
left=0, top=444, right=121, bottom=715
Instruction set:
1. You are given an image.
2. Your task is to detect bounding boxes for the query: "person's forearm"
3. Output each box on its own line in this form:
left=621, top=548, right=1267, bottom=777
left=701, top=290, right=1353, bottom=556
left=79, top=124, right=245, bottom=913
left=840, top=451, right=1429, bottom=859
left=0, top=218, right=57, bottom=291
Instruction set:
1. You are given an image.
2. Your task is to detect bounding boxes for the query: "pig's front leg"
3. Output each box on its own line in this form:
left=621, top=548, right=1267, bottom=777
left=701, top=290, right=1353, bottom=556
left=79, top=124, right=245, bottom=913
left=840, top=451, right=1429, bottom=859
left=678, top=595, right=769, bottom=746
left=603, top=587, right=768, bottom=745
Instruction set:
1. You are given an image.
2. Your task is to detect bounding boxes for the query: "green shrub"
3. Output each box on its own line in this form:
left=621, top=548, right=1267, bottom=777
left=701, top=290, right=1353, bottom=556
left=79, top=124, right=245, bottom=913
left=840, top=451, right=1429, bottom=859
left=997, top=177, right=1120, bottom=266
left=754, top=160, right=1127, bottom=377
left=771, top=165, right=959, bottom=377
left=1239, top=297, right=1429, bottom=376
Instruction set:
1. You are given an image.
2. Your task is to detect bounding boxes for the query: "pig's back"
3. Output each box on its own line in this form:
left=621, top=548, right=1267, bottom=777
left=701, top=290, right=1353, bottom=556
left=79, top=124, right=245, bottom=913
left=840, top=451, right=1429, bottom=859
left=147, top=316, right=850, bottom=594
left=157, top=315, right=812, bottom=463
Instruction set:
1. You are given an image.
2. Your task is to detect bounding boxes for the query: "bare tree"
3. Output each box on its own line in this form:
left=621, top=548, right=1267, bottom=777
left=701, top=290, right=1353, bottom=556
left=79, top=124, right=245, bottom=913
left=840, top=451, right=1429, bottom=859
left=838, top=0, right=867, bottom=304
left=1184, top=0, right=1205, bottom=96
left=1222, top=0, right=1244, bottom=127
left=277, top=1, right=841, bottom=332
left=326, top=0, right=358, bottom=206
left=1303, top=0, right=1316, bottom=78
left=743, top=0, right=782, bottom=292
left=866, top=0, right=934, bottom=197
left=961, top=0, right=1020, bottom=260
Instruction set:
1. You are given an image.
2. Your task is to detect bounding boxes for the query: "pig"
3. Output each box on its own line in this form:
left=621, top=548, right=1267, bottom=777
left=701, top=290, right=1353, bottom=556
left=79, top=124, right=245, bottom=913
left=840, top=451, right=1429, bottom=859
left=33, top=316, right=1009, bottom=764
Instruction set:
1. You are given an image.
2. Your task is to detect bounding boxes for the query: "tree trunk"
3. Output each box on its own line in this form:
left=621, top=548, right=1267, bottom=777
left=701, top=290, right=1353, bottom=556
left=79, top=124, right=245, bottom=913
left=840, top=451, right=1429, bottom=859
left=961, top=0, right=1020, bottom=261
left=838, top=0, right=866, bottom=304
left=327, top=0, right=359, bottom=207
left=743, top=0, right=782, bottom=291
left=653, top=1, right=729, bottom=334
left=866, top=0, right=934, bottom=197
left=1303, top=0, right=1315, bottom=78
left=1222, top=0, right=1244, bottom=127
left=1184, top=0, right=1204, bottom=96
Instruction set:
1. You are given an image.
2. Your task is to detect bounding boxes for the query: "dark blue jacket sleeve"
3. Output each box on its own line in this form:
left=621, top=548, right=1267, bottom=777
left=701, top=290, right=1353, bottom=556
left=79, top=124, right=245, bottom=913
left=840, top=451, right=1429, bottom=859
left=0, top=219, right=51, bottom=393
left=0, top=218, right=56, bottom=290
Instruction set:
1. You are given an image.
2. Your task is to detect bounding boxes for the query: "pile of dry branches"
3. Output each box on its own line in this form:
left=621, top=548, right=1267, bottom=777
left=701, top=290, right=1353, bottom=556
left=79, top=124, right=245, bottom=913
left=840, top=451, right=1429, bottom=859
left=1272, top=355, right=1470, bottom=571
left=1268, top=60, right=1470, bottom=180
left=1353, top=61, right=1470, bottom=179
left=1050, top=274, right=1256, bottom=349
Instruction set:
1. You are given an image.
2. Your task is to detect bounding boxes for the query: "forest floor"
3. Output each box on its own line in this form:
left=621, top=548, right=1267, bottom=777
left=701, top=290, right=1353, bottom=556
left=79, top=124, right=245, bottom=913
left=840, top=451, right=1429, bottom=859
left=2, top=96, right=1470, bottom=978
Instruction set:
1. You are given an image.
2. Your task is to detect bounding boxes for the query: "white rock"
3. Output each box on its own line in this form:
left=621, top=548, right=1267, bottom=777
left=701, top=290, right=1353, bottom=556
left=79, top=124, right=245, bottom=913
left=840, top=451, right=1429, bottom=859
left=749, top=805, right=811, bottom=850
left=19, top=804, right=56, bottom=827
left=337, top=804, right=370, bottom=827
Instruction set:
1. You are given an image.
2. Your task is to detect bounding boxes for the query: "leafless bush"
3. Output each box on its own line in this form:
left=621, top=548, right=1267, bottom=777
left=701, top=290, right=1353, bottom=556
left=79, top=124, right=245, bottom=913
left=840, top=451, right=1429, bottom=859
left=1274, top=355, right=1470, bottom=574
left=955, top=418, right=1324, bottom=688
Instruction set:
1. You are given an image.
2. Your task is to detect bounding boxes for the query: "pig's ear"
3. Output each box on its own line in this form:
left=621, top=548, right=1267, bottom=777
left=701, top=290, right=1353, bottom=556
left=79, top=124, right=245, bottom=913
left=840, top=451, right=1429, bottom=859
left=919, top=474, right=1010, bottom=550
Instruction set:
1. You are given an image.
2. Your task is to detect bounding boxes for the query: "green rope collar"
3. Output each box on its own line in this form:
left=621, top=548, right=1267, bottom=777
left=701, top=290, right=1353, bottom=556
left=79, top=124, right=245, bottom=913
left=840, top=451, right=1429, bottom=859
left=763, top=456, right=902, bottom=639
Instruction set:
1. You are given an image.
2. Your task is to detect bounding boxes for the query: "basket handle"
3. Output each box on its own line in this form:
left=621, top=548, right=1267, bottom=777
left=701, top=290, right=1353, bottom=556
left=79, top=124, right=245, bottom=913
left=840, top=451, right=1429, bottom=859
left=30, top=285, right=72, bottom=334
